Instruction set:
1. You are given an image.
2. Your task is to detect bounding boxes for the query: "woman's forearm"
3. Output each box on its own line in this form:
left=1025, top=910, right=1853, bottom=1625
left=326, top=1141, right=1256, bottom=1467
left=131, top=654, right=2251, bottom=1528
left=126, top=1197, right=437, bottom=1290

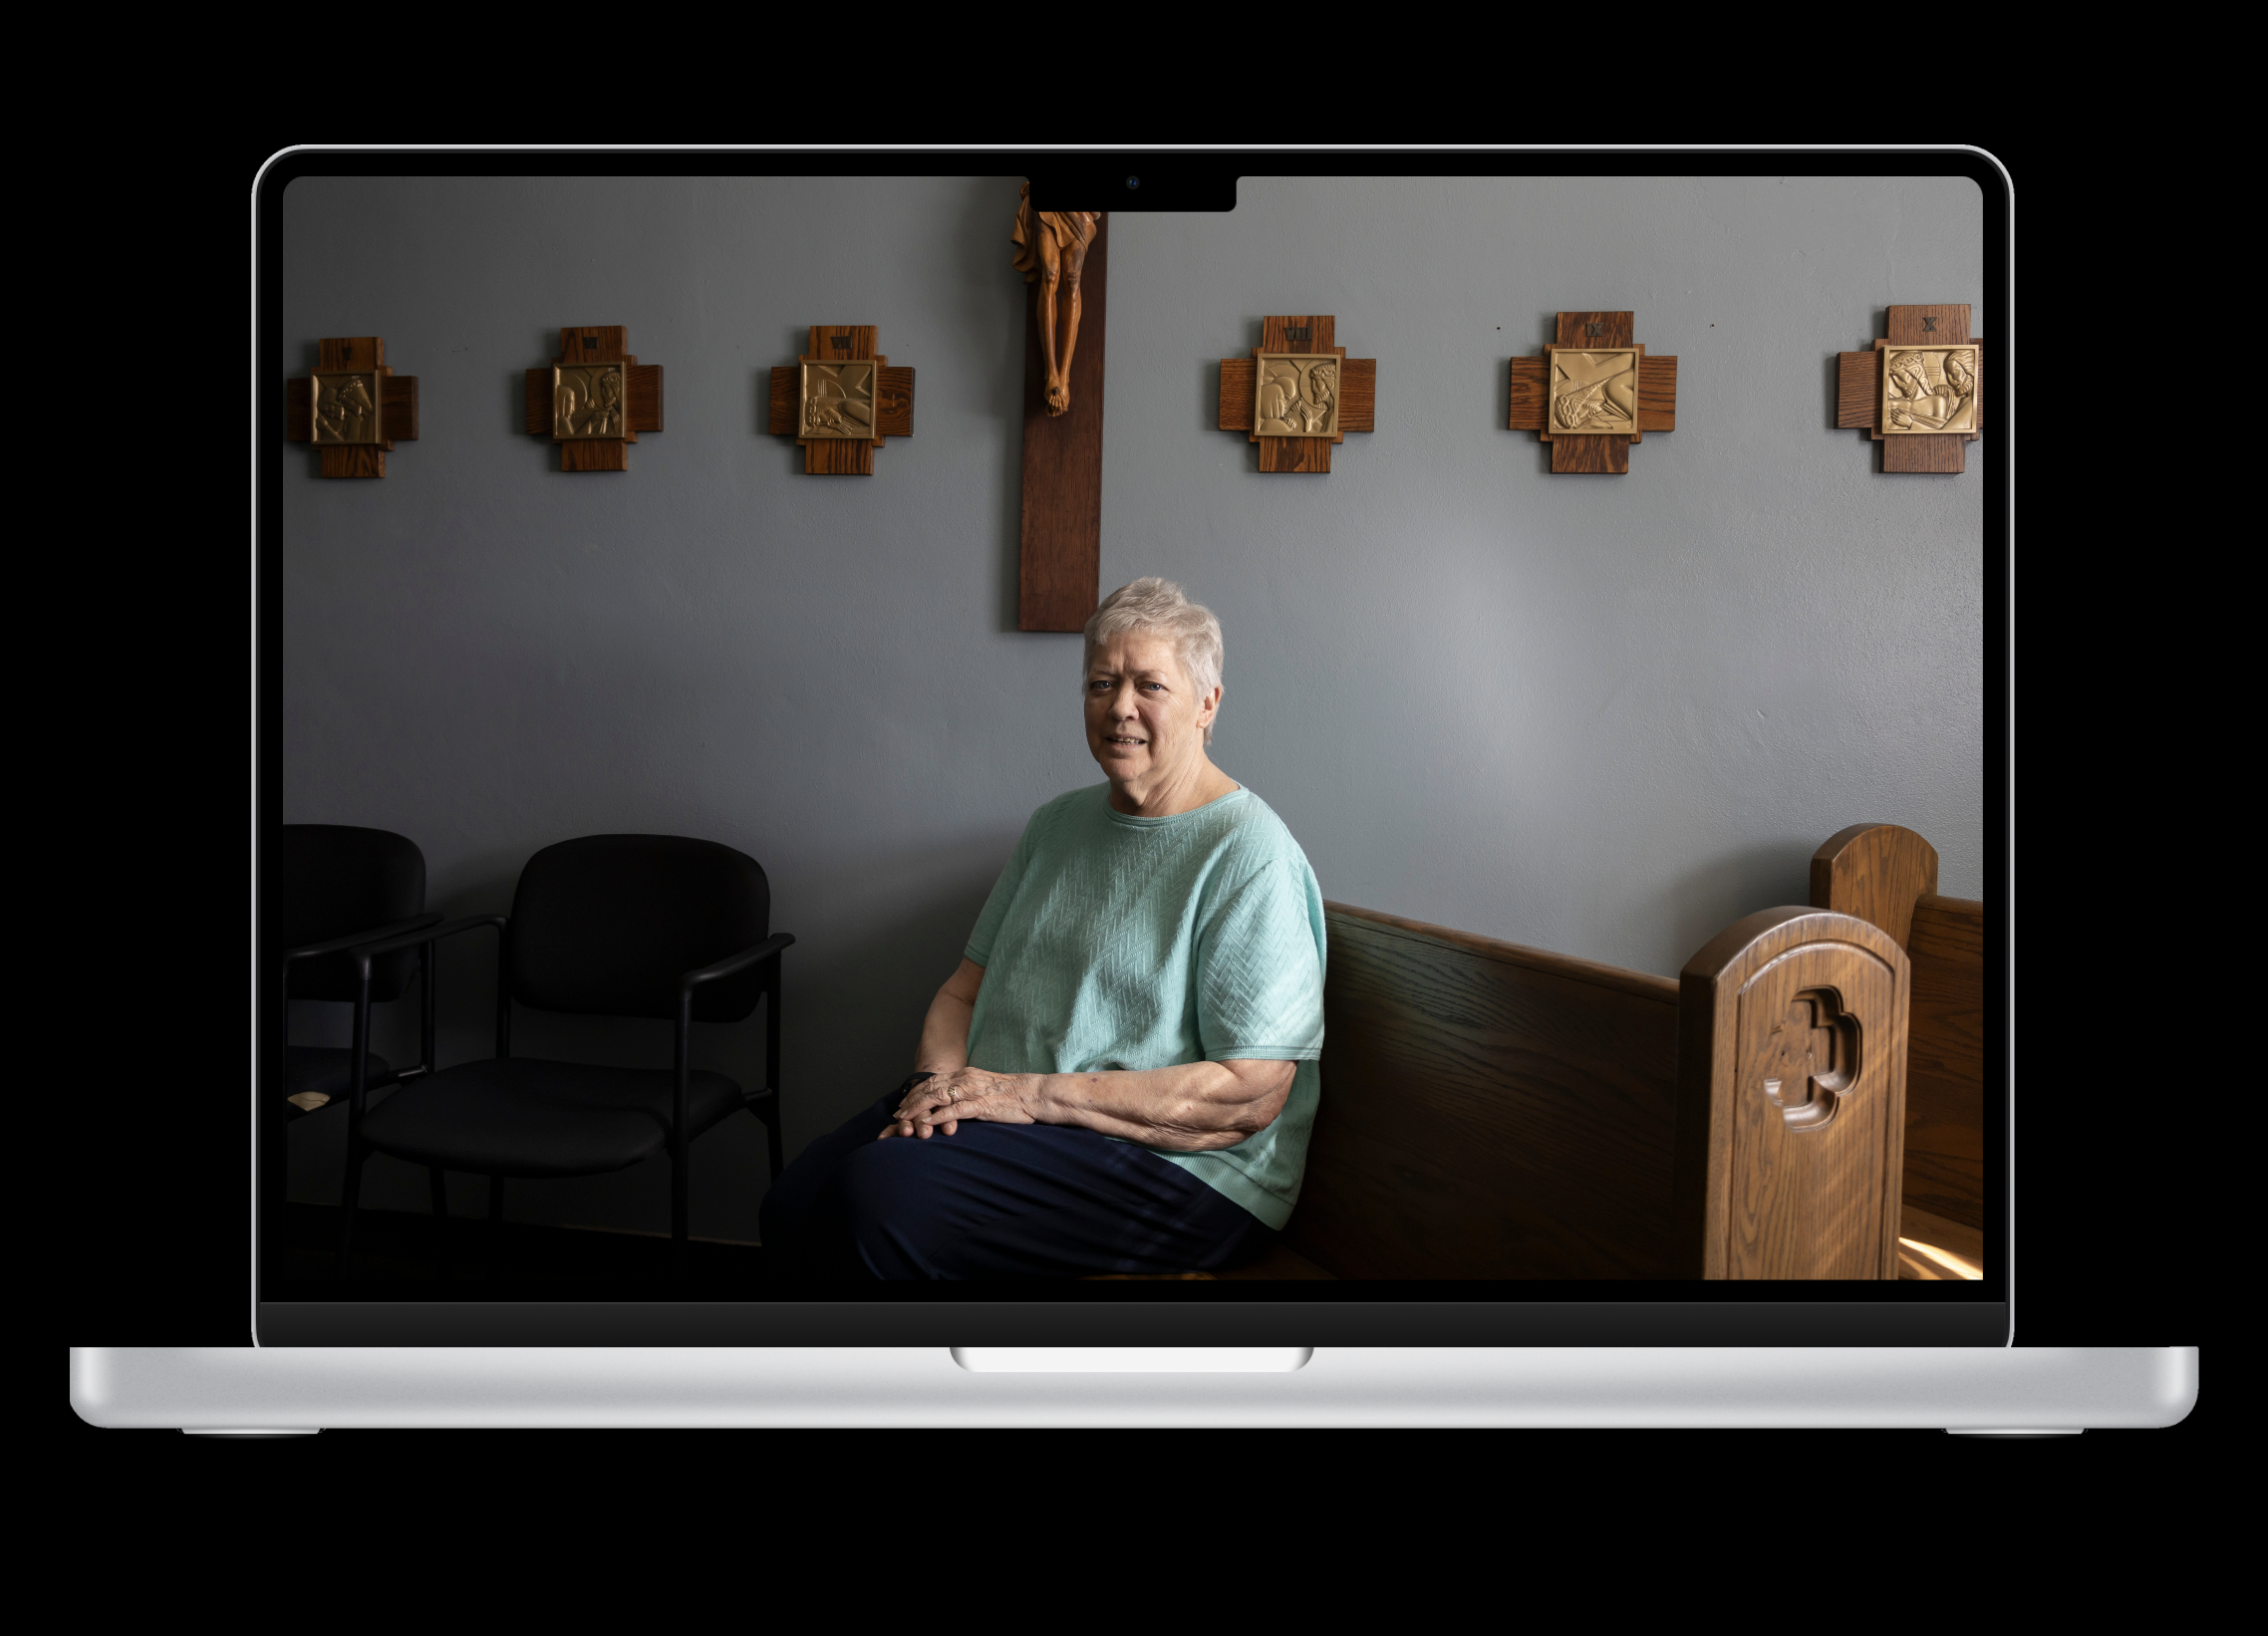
left=1026, top=1059, right=1294, bottom=1152
left=914, top=958, right=985, bottom=1074
left=883, top=975, right=1296, bottom=1148
left=915, top=996, right=973, bottom=1073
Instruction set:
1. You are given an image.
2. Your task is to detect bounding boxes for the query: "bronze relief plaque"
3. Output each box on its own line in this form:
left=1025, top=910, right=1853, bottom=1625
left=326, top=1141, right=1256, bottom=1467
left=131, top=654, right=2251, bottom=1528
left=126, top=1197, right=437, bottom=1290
left=553, top=363, right=628, bottom=441
left=1547, top=348, right=1639, bottom=434
left=1254, top=355, right=1340, bottom=437
left=1880, top=346, right=1979, bottom=434
left=312, top=370, right=383, bottom=445
left=800, top=362, right=877, bottom=439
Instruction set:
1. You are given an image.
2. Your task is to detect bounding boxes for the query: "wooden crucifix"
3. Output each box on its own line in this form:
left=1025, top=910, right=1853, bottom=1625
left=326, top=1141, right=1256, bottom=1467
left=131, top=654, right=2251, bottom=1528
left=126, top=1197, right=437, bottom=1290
left=1014, top=200, right=1109, bottom=632
left=284, top=338, right=418, bottom=477
left=1216, top=318, right=1377, bottom=473
left=523, top=326, right=664, bottom=472
left=1015, top=197, right=1111, bottom=631
left=1836, top=305, right=1982, bottom=474
left=766, top=327, right=915, bottom=474
left=1508, top=312, right=1676, bottom=473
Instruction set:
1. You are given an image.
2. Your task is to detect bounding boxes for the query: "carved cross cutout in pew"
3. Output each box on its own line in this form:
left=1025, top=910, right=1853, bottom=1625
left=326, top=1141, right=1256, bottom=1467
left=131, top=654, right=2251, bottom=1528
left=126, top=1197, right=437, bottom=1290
left=522, top=326, right=664, bottom=472
left=766, top=327, right=915, bottom=475
left=1216, top=317, right=1377, bottom=473
left=1836, top=305, right=1983, bottom=474
left=284, top=338, right=418, bottom=478
left=1508, top=312, right=1676, bottom=473
left=1758, top=992, right=1860, bottom=1132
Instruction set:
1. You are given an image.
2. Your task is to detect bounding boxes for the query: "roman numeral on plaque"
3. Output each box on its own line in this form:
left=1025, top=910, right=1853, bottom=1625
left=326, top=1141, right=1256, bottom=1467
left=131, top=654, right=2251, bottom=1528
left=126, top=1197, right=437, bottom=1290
left=767, top=326, right=917, bottom=475
left=1835, top=305, right=1983, bottom=474
left=1216, top=316, right=1378, bottom=474
left=1508, top=312, right=1677, bottom=474
left=523, top=327, right=665, bottom=472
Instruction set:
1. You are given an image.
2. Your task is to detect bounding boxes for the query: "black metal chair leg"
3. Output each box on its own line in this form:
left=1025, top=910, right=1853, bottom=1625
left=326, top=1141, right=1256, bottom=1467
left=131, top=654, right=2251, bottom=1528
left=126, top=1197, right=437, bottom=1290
left=429, top=1167, right=449, bottom=1276
left=764, top=972, right=783, bottom=1182
left=487, top=1175, right=505, bottom=1277
left=671, top=1143, right=690, bottom=1278
left=338, top=1147, right=368, bottom=1275
left=271, top=1083, right=292, bottom=1228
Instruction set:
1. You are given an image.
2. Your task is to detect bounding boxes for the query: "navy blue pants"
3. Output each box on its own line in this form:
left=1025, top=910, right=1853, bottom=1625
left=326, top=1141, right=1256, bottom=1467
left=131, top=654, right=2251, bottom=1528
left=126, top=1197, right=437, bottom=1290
left=759, top=1091, right=1266, bottom=1279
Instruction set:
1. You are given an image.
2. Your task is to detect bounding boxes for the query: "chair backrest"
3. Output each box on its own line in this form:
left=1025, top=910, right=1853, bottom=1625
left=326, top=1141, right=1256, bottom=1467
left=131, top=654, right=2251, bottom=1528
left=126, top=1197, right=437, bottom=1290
left=1810, top=822, right=1986, bottom=1230
left=507, top=834, right=770, bottom=1022
left=281, top=825, right=426, bottom=1002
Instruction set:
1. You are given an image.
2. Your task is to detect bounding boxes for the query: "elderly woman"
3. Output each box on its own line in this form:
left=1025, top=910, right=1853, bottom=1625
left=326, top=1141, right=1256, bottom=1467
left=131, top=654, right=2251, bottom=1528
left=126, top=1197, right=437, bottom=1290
left=759, top=578, right=1325, bottom=1278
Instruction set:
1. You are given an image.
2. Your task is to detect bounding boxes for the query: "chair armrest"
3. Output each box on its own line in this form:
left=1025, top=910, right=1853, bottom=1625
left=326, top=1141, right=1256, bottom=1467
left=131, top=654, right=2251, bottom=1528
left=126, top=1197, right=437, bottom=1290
left=681, top=932, right=795, bottom=993
left=347, top=913, right=507, bottom=969
left=284, top=911, right=442, bottom=964
left=350, top=915, right=511, bottom=1066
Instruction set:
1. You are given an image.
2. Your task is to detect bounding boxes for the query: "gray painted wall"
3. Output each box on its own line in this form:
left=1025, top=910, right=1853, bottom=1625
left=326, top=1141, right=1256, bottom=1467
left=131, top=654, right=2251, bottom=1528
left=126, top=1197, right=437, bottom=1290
left=281, top=173, right=1985, bottom=1240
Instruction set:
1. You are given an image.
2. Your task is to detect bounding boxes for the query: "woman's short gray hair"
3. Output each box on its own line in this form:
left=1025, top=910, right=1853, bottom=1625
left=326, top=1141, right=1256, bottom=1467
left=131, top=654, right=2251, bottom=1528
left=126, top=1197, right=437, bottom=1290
left=1084, top=578, right=1225, bottom=743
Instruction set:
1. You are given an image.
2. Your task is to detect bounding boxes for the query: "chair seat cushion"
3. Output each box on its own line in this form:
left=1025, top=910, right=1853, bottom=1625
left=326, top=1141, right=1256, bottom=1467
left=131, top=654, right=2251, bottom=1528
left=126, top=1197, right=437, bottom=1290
left=359, top=1057, right=748, bottom=1178
left=285, top=1046, right=396, bottom=1113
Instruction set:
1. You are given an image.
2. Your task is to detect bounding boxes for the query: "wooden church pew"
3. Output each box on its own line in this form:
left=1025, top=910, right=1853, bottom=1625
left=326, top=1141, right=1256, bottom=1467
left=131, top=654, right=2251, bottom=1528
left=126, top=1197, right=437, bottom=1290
left=1201, top=898, right=1909, bottom=1280
left=1808, top=824, right=1987, bottom=1280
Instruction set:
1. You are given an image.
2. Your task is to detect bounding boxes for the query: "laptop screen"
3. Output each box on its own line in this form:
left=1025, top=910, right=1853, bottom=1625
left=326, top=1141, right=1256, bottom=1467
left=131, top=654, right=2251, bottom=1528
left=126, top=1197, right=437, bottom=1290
left=250, top=149, right=2007, bottom=1348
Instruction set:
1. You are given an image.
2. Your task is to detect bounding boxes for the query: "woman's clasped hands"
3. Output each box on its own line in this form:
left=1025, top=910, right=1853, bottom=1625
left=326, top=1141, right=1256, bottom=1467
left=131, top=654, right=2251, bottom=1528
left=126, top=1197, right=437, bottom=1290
left=880, top=1066, right=1039, bottom=1140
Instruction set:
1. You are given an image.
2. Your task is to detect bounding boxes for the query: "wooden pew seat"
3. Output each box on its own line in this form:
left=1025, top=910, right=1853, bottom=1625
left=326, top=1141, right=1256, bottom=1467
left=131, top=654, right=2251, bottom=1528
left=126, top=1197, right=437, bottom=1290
left=1090, top=1241, right=1337, bottom=1281
left=1218, top=1244, right=1335, bottom=1279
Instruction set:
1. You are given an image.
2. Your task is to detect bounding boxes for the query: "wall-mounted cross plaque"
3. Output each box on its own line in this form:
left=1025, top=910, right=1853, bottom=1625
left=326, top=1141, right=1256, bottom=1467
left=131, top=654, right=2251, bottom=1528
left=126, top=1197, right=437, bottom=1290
left=284, top=338, right=418, bottom=477
left=522, top=327, right=665, bottom=472
left=1507, top=312, right=1676, bottom=473
left=1216, top=317, right=1376, bottom=473
left=766, top=327, right=916, bottom=475
left=1836, top=305, right=1983, bottom=474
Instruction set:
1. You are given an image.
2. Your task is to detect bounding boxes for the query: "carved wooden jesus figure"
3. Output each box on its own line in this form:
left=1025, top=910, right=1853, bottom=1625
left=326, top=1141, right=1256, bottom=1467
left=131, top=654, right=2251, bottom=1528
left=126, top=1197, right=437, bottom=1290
left=1012, top=183, right=1099, bottom=416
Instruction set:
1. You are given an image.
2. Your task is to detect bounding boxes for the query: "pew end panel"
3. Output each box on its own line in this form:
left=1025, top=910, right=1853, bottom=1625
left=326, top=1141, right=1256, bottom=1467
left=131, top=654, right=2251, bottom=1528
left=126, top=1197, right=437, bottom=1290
left=1812, top=824, right=1987, bottom=1233
left=1296, top=904, right=1681, bottom=1279
left=1672, top=908, right=1909, bottom=1280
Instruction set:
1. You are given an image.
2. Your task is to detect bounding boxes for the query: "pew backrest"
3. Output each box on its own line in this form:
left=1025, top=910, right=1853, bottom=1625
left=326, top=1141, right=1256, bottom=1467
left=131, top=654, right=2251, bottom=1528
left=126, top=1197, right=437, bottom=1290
left=1298, top=904, right=1680, bottom=1278
left=1811, top=824, right=1987, bottom=1231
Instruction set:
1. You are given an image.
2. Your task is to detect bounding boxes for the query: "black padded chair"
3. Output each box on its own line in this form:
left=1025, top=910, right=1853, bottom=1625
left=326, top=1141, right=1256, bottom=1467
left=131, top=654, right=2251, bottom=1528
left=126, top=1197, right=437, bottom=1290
left=338, top=834, right=792, bottom=1271
left=280, top=825, right=437, bottom=1137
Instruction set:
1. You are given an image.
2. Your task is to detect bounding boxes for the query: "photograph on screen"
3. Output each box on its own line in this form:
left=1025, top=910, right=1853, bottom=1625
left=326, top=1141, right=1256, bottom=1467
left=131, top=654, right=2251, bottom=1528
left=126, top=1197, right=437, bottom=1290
left=260, top=153, right=2002, bottom=1343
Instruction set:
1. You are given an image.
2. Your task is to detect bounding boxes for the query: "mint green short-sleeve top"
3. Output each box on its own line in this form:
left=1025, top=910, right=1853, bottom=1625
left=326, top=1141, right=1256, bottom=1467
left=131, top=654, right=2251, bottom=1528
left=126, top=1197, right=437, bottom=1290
left=963, top=784, right=1326, bottom=1230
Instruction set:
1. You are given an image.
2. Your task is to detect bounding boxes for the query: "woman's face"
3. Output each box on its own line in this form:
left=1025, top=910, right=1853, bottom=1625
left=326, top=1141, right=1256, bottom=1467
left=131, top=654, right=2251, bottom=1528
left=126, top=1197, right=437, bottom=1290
left=1084, top=631, right=1217, bottom=785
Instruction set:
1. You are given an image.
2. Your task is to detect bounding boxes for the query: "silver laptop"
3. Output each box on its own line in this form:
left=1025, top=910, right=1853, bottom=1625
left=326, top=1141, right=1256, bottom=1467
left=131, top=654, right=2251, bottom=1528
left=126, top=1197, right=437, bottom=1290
left=70, top=147, right=2193, bottom=1432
